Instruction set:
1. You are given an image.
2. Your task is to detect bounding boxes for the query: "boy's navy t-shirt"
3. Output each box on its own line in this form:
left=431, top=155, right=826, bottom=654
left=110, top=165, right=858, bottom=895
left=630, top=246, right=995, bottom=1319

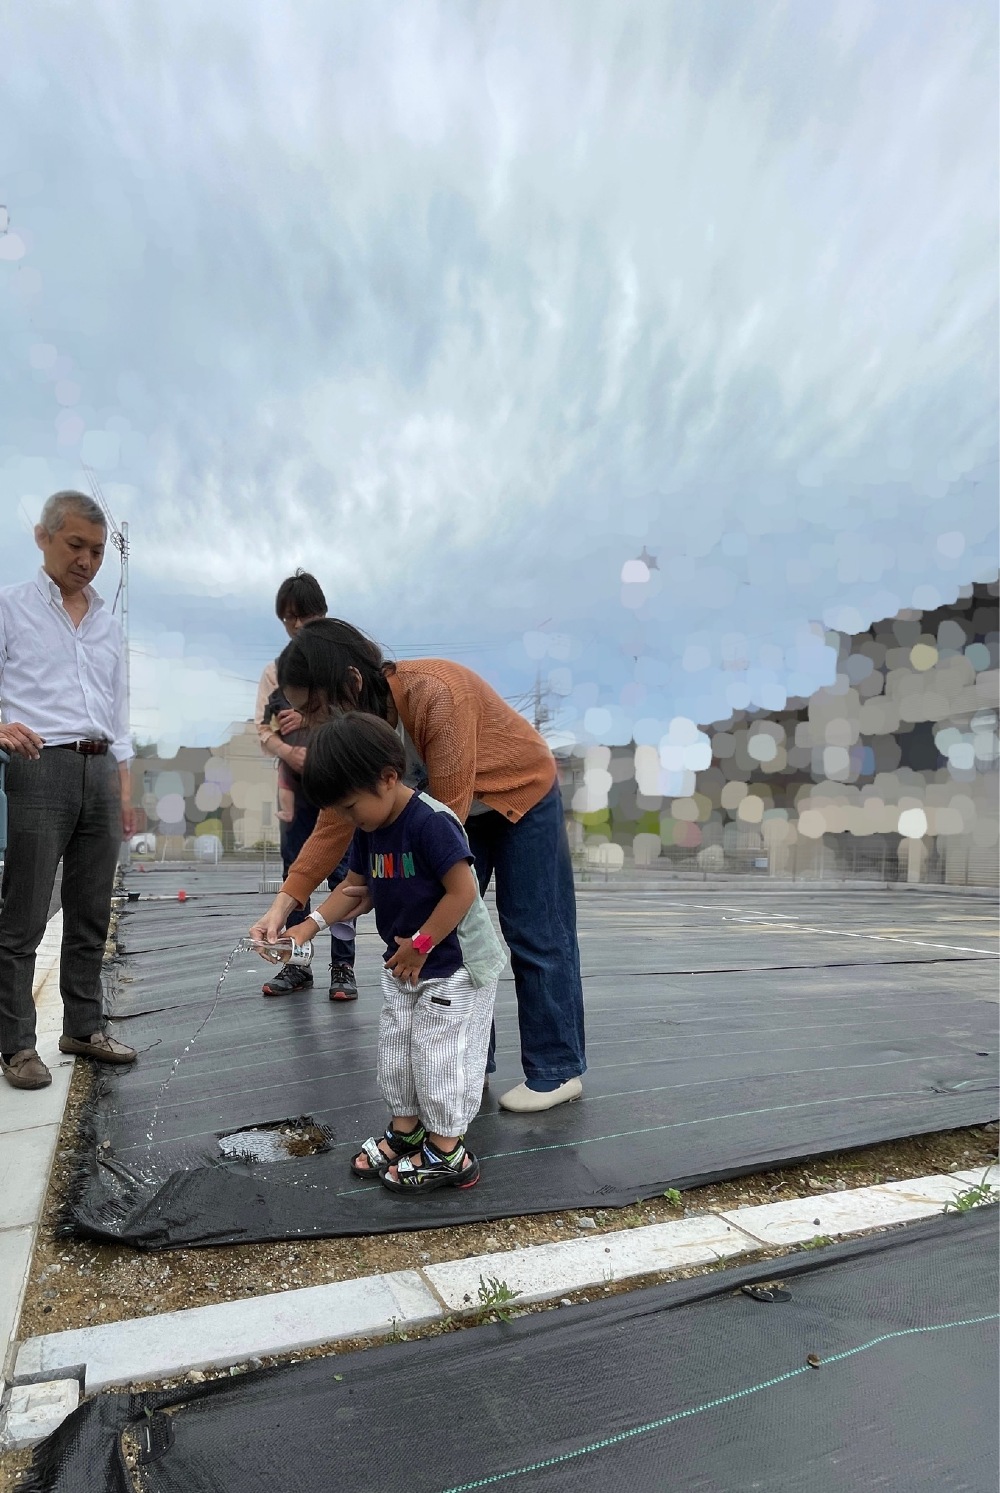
left=346, top=792, right=473, bottom=981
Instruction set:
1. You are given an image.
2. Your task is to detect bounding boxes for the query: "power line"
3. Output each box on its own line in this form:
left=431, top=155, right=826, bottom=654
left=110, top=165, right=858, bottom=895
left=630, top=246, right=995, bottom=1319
left=126, top=644, right=260, bottom=687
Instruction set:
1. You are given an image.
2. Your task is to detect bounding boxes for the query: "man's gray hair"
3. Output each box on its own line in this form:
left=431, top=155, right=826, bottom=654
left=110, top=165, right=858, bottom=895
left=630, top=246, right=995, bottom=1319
left=39, top=490, right=107, bottom=535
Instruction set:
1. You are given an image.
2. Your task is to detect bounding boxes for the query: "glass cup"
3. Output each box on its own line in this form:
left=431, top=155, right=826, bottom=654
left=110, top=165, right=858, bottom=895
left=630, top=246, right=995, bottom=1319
left=246, top=937, right=314, bottom=967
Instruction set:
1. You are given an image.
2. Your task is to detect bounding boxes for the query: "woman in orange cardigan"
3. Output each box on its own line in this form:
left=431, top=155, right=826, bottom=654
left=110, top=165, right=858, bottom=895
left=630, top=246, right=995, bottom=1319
left=249, top=619, right=586, bottom=1112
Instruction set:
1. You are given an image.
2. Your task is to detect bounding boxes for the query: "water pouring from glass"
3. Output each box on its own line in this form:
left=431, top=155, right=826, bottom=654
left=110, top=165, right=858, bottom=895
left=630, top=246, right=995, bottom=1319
left=240, top=935, right=315, bottom=968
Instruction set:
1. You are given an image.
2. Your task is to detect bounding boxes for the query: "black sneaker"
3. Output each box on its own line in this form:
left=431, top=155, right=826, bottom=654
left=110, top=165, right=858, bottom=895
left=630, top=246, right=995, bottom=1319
left=329, top=964, right=358, bottom=1002
left=261, top=964, right=314, bottom=997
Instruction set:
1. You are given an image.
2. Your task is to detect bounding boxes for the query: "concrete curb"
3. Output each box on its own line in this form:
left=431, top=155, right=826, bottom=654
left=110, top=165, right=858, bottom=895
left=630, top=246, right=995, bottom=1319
left=0, top=911, right=70, bottom=1400
left=10, top=1165, right=997, bottom=1407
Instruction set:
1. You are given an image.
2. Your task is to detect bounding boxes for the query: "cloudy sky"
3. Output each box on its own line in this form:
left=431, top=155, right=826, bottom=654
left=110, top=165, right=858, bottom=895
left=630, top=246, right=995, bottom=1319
left=1, top=0, right=996, bottom=753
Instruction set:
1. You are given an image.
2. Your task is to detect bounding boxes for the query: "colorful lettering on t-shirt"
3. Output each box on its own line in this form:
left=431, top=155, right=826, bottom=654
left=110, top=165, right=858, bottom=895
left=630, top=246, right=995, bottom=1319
left=369, top=850, right=416, bottom=880
left=347, top=795, right=473, bottom=981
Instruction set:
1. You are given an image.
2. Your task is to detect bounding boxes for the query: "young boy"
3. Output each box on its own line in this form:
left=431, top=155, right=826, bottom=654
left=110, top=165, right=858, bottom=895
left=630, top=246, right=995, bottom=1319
left=280, top=713, right=506, bottom=1193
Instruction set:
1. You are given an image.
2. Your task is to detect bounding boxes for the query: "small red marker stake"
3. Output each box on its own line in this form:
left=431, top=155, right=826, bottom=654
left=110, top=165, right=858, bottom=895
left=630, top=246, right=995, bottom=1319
left=177, top=890, right=187, bottom=902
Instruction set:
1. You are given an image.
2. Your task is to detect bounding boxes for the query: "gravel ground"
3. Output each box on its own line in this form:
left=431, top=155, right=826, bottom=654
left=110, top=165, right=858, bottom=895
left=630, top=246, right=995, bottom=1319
left=0, top=1453, right=30, bottom=1492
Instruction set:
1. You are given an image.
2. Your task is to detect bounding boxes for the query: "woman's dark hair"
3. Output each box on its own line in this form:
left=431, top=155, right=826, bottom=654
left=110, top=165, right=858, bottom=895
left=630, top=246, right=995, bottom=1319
left=301, top=713, right=406, bottom=807
left=276, top=619, right=394, bottom=717
left=274, top=570, right=327, bottom=622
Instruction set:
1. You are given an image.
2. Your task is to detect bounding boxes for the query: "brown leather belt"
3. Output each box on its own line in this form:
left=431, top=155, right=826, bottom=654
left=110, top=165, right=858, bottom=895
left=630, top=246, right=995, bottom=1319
left=44, top=740, right=110, bottom=756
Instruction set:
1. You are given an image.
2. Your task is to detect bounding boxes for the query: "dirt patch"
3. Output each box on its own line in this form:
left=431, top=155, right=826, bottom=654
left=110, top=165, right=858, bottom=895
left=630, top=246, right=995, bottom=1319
left=0, top=1450, right=32, bottom=1493
left=217, top=1118, right=333, bottom=1162
left=16, top=1047, right=998, bottom=1342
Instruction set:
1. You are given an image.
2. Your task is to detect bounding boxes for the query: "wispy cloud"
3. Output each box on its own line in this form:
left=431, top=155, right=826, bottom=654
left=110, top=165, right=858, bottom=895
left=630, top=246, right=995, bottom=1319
left=1, top=0, right=996, bottom=748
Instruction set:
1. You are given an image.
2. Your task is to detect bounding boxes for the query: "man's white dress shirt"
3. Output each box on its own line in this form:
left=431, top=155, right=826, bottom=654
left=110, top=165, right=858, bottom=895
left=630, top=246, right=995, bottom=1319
left=0, top=569, right=132, bottom=763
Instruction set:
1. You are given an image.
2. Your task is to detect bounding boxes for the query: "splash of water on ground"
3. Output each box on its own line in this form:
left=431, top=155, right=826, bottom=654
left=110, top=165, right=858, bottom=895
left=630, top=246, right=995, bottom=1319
left=144, top=938, right=256, bottom=1146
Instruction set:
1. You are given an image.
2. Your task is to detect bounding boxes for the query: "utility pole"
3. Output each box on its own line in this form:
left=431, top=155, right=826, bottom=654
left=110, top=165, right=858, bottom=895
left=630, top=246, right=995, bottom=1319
left=533, top=669, right=550, bottom=733
left=84, top=471, right=132, bottom=867
left=84, top=468, right=131, bottom=727
left=531, top=617, right=552, bottom=735
left=120, top=519, right=131, bottom=721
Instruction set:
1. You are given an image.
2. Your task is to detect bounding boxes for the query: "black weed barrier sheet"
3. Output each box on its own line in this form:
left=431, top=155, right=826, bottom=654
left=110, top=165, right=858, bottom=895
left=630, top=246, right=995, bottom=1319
left=65, top=877, right=998, bottom=1247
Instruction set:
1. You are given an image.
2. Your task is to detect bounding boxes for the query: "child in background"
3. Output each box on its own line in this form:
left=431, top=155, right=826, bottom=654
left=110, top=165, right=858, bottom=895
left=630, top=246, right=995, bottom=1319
left=275, top=760, right=296, bottom=824
left=264, top=685, right=309, bottom=823
left=279, top=713, right=506, bottom=1192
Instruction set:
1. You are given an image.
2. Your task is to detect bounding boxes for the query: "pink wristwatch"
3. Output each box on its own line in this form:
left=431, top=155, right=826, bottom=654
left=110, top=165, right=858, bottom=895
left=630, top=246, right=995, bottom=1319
left=411, top=932, right=434, bottom=955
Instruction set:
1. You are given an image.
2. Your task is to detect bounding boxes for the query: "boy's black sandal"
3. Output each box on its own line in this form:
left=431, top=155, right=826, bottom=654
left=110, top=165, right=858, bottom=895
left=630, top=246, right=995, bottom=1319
left=380, top=1138, right=480, bottom=1193
left=351, top=1124, right=426, bottom=1179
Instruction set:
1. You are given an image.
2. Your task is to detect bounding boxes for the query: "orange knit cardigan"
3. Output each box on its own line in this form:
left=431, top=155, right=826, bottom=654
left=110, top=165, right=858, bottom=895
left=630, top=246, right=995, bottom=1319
left=281, top=658, right=558, bottom=905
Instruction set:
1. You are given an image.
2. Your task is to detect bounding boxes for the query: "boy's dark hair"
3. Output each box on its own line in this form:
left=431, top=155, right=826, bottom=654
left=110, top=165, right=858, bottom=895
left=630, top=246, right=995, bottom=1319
left=301, top=712, right=406, bottom=807
left=274, top=571, right=327, bottom=622
left=277, top=618, right=394, bottom=718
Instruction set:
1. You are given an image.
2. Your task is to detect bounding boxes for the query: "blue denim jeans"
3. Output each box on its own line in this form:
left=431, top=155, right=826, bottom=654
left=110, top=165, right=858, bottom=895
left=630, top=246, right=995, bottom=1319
left=465, top=781, right=586, bottom=1084
left=280, top=793, right=355, bottom=964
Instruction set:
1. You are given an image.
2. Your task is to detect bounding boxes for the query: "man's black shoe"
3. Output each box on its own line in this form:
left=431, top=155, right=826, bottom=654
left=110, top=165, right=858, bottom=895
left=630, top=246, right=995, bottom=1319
left=329, top=964, right=358, bottom=1002
left=262, top=964, right=314, bottom=997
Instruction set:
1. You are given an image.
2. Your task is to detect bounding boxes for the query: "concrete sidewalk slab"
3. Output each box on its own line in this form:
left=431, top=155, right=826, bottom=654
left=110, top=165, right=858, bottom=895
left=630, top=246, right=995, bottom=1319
left=32, top=914, right=62, bottom=996
left=0, top=913, right=68, bottom=1393
left=423, top=1214, right=760, bottom=1310
left=718, top=1171, right=985, bottom=1245
left=0, top=1122, right=67, bottom=1232
left=16, top=1269, right=441, bottom=1393
left=0, top=1044, right=72, bottom=1138
left=952, top=1164, right=999, bottom=1188
left=0, top=1231, right=33, bottom=1381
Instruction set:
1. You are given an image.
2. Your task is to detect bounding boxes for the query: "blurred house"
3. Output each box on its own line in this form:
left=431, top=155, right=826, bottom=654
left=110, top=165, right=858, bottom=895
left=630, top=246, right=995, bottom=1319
left=129, top=720, right=278, bottom=858
left=563, top=580, right=999, bottom=886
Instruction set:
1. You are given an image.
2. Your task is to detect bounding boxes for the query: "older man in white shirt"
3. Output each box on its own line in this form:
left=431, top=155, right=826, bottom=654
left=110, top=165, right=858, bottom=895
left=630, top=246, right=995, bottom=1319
left=0, top=490, right=137, bottom=1090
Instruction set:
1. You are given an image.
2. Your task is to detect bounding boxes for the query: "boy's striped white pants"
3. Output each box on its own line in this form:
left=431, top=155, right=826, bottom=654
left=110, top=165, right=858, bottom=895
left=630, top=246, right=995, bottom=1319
left=377, top=965, right=498, bottom=1138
